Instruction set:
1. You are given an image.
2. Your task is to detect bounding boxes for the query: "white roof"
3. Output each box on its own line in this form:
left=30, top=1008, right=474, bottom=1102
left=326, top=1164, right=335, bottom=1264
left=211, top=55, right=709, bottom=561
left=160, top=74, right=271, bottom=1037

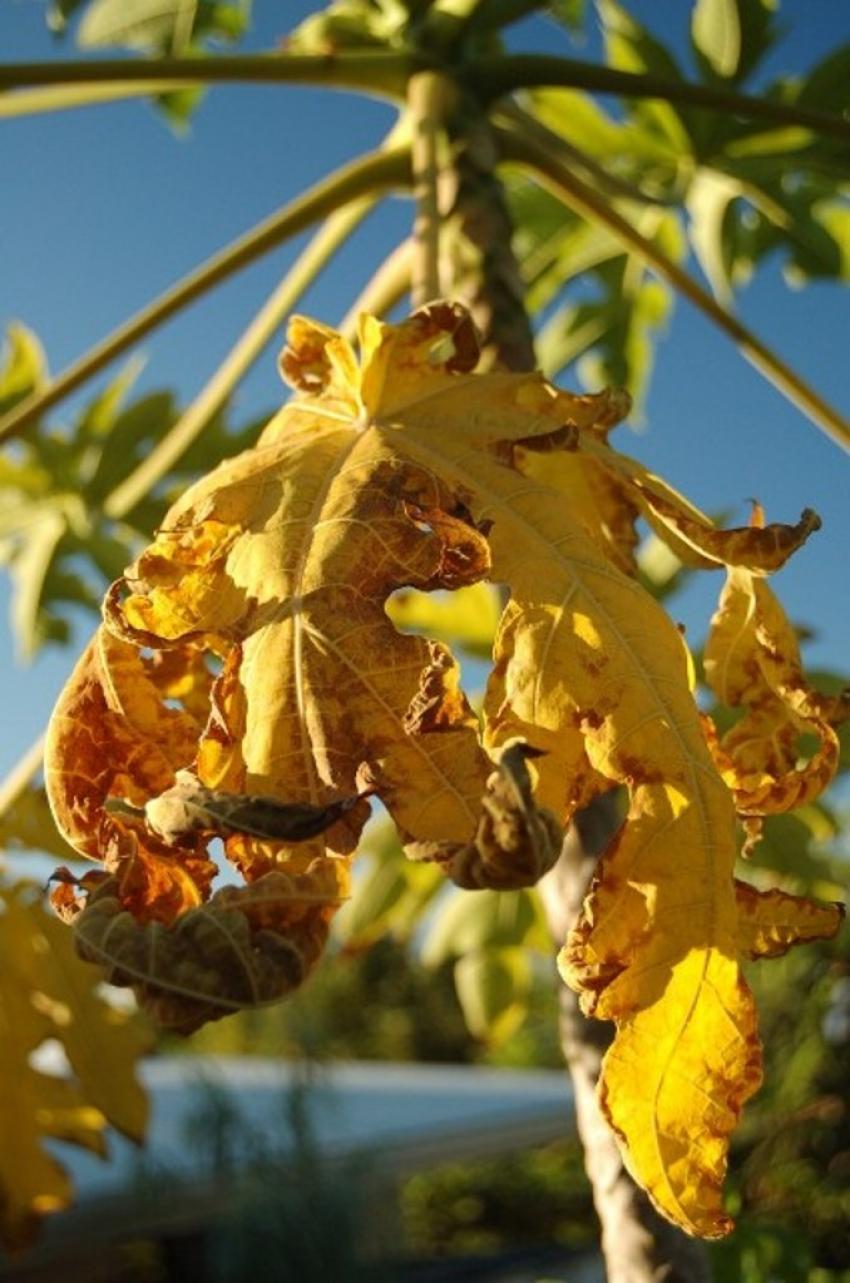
left=56, top=1057, right=577, bottom=1200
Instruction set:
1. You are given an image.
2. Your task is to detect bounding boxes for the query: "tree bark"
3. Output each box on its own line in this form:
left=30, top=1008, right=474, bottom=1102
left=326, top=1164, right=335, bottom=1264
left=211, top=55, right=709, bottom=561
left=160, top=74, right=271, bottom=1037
left=440, top=93, right=537, bottom=372
left=438, top=116, right=710, bottom=1281
left=538, top=800, right=711, bottom=1283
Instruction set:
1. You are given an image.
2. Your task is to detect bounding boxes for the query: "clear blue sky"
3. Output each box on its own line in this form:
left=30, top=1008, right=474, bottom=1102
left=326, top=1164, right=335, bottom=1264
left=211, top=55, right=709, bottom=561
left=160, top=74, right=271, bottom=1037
left=1, top=0, right=848, bottom=784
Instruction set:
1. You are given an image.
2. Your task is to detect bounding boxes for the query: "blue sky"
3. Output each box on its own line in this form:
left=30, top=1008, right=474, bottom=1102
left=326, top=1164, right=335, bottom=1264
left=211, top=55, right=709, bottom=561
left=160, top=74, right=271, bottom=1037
left=0, top=0, right=848, bottom=785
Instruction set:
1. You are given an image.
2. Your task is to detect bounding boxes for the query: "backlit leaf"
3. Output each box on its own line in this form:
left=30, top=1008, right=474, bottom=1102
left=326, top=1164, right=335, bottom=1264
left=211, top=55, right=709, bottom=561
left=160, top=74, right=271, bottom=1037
left=335, top=816, right=444, bottom=945
left=691, top=0, right=741, bottom=79
left=78, top=0, right=249, bottom=53
left=0, top=883, right=149, bottom=1249
left=45, top=304, right=842, bottom=1238
left=0, top=785, right=78, bottom=862
left=454, top=946, right=532, bottom=1044
left=703, top=564, right=850, bottom=822
left=387, top=582, right=502, bottom=659
left=0, top=323, right=47, bottom=416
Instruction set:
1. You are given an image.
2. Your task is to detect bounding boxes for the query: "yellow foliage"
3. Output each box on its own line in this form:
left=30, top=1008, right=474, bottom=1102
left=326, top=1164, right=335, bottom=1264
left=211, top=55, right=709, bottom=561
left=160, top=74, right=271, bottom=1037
left=44, top=303, right=844, bottom=1238
left=0, top=883, right=149, bottom=1249
left=704, top=564, right=850, bottom=829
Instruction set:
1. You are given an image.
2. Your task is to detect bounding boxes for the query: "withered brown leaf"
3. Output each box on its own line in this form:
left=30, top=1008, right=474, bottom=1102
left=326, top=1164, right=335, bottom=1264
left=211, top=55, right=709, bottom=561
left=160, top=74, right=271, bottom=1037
left=45, top=303, right=844, bottom=1238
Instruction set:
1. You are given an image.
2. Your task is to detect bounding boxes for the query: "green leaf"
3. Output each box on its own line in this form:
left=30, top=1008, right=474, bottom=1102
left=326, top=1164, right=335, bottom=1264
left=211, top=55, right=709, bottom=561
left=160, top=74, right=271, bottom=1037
left=387, top=583, right=502, bottom=659
left=546, top=0, right=586, bottom=34
left=78, top=0, right=198, bottom=50
left=46, top=0, right=90, bottom=34
left=335, top=819, right=444, bottom=944
left=692, top=0, right=741, bottom=80
left=10, top=509, right=67, bottom=660
left=732, top=0, right=779, bottom=84
left=0, top=787, right=79, bottom=862
left=155, top=85, right=207, bottom=131
left=690, top=0, right=779, bottom=88
left=75, top=356, right=145, bottom=448
left=686, top=167, right=742, bottom=302
left=813, top=203, right=850, bottom=281
left=528, top=87, right=680, bottom=171
left=421, top=888, right=544, bottom=967
left=287, top=0, right=409, bottom=53
left=636, top=531, right=687, bottom=602
left=78, top=0, right=250, bottom=53
left=723, top=125, right=813, bottom=158
left=597, top=0, right=691, bottom=154
left=576, top=269, right=674, bottom=420
left=525, top=217, right=620, bottom=315
left=84, top=532, right=133, bottom=582
left=85, top=390, right=177, bottom=506
left=454, top=947, right=531, bottom=1044
left=0, top=324, right=48, bottom=417
left=536, top=306, right=609, bottom=381
left=797, top=42, right=850, bottom=115
left=746, top=809, right=846, bottom=894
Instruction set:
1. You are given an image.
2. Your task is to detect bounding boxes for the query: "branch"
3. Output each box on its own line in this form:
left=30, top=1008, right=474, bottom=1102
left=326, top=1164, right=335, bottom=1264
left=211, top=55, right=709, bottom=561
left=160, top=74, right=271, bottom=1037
left=105, top=198, right=377, bottom=520
left=497, top=123, right=850, bottom=453
left=452, top=136, right=706, bottom=1267
left=0, top=146, right=411, bottom=446
left=0, top=52, right=415, bottom=101
left=497, top=101, right=677, bottom=206
left=409, top=72, right=454, bottom=305
left=0, top=735, right=45, bottom=820
left=339, top=239, right=413, bottom=341
left=0, top=81, right=195, bottom=118
left=469, top=53, right=850, bottom=143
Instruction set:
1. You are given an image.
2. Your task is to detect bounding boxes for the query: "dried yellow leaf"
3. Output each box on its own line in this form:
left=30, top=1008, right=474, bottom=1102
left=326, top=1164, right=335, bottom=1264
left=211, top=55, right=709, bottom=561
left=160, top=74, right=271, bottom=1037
left=44, top=303, right=844, bottom=1240
left=0, top=884, right=149, bottom=1249
left=704, top=566, right=850, bottom=819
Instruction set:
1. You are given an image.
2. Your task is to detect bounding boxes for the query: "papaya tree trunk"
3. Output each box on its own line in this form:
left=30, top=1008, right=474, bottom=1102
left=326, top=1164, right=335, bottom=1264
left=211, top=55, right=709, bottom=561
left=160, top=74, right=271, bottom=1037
left=538, top=800, right=711, bottom=1283
left=429, top=98, right=711, bottom=1283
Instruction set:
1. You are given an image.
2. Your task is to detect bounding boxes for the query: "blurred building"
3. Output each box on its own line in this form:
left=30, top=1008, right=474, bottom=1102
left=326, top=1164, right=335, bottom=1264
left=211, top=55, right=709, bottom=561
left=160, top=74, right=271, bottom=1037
left=3, top=1058, right=603, bottom=1283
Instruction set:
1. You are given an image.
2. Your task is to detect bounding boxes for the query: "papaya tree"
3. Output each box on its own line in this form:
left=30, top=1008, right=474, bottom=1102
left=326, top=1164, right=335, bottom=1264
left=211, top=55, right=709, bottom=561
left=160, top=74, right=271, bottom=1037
left=1, top=3, right=849, bottom=1279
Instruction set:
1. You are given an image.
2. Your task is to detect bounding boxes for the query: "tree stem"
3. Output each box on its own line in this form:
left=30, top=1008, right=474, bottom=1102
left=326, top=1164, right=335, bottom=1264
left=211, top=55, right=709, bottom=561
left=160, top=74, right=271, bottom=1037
left=538, top=800, right=711, bottom=1283
left=0, top=146, right=410, bottom=447
left=440, top=92, right=537, bottom=369
left=469, top=52, right=850, bottom=143
left=0, top=735, right=45, bottom=820
left=0, top=81, right=197, bottom=117
left=105, top=198, right=376, bottom=520
left=409, top=72, right=454, bottom=306
left=0, top=52, right=415, bottom=101
left=339, top=240, right=413, bottom=341
left=440, top=103, right=709, bottom=1278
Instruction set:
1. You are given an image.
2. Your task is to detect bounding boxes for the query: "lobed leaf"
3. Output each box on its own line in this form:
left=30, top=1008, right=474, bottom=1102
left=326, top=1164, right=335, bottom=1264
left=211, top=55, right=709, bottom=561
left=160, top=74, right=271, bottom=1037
left=71, top=867, right=348, bottom=1034
left=0, top=883, right=149, bottom=1249
left=45, top=303, right=843, bottom=1237
left=704, top=563, right=850, bottom=828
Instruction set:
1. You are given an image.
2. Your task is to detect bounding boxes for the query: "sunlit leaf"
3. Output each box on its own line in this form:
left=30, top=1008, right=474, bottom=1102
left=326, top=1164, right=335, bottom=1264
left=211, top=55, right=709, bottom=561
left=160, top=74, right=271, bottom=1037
left=686, top=168, right=742, bottom=303
left=44, top=304, right=842, bottom=1238
left=0, top=323, right=47, bottom=417
left=598, top=0, right=691, bottom=153
left=422, top=886, right=545, bottom=968
left=0, top=883, right=149, bottom=1249
left=0, top=786, right=78, bottom=862
left=77, top=0, right=250, bottom=53
left=692, top=0, right=741, bottom=79
left=454, top=946, right=532, bottom=1044
left=388, top=582, right=502, bottom=659
left=334, top=816, right=444, bottom=945
left=704, top=564, right=849, bottom=825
